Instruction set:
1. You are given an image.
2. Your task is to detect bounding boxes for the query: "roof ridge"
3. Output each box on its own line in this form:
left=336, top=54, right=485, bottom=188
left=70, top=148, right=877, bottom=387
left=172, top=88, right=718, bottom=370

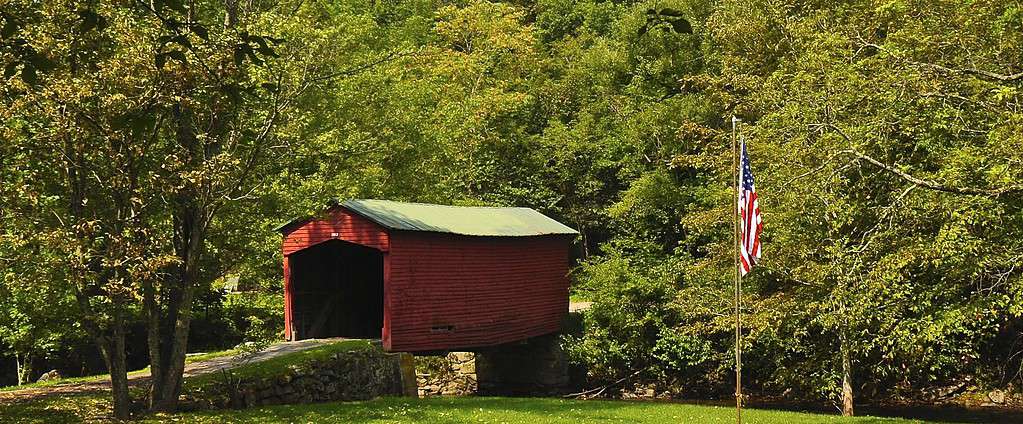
left=339, top=199, right=578, bottom=237
left=346, top=199, right=531, bottom=210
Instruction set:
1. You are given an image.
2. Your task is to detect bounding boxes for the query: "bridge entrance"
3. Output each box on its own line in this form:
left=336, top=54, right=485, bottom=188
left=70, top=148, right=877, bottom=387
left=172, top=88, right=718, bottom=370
left=288, top=239, right=383, bottom=340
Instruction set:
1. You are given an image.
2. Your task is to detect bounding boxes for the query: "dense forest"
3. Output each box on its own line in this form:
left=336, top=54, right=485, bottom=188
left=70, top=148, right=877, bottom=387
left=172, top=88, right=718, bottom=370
left=2, top=0, right=1022, bottom=417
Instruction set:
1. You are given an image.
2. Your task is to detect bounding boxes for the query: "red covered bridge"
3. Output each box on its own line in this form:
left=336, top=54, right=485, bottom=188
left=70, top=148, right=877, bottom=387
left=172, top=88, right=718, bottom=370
left=277, top=200, right=578, bottom=353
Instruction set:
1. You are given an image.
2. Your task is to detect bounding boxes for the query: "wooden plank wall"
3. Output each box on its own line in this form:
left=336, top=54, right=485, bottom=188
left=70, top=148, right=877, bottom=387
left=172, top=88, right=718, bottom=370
left=281, top=209, right=389, bottom=255
left=385, top=231, right=571, bottom=352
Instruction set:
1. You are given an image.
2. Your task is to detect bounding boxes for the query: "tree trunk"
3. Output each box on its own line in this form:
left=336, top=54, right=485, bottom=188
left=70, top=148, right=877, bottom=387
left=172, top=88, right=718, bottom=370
left=149, top=277, right=197, bottom=411
left=143, top=280, right=163, bottom=409
left=224, top=0, right=238, bottom=27
left=109, top=307, right=131, bottom=420
left=14, top=353, right=32, bottom=386
left=149, top=102, right=206, bottom=412
left=840, top=331, right=854, bottom=417
left=150, top=215, right=203, bottom=412
left=94, top=305, right=131, bottom=420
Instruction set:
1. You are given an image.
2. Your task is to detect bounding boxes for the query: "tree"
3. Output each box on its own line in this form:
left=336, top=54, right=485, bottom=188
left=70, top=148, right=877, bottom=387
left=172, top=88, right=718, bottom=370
left=1, top=0, right=289, bottom=415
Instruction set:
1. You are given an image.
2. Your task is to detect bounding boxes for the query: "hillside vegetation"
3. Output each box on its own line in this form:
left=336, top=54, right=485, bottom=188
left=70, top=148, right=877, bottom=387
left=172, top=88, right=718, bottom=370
left=2, top=0, right=1022, bottom=418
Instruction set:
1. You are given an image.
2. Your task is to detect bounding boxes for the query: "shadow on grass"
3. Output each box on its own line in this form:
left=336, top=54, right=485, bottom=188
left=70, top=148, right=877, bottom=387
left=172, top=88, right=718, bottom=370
left=0, top=390, right=111, bottom=424
left=742, top=399, right=1023, bottom=424
left=856, top=404, right=1023, bottom=424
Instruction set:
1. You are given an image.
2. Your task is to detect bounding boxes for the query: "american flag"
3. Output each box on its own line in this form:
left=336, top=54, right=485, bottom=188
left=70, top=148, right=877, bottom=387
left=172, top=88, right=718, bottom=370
left=738, top=140, right=762, bottom=276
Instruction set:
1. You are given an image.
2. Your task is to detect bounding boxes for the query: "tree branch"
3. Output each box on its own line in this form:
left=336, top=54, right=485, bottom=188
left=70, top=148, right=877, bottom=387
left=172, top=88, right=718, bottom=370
left=859, top=40, right=1023, bottom=83
left=817, top=123, right=1023, bottom=197
left=305, top=49, right=420, bottom=85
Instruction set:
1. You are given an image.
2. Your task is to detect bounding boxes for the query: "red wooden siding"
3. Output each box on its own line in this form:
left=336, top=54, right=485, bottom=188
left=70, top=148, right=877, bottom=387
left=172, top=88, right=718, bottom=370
left=384, top=231, right=571, bottom=352
left=281, top=209, right=389, bottom=255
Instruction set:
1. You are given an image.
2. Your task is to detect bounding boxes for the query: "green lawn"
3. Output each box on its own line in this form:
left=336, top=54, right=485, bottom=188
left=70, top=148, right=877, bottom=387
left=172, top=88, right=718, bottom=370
left=149, top=397, right=963, bottom=424
left=0, top=339, right=997, bottom=424
left=184, top=339, right=374, bottom=389
left=0, top=371, right=139, bottom=393
left=0, top=347, right=239, bottom=393
left=0, top=392, right=994, bottom=423
left=0, top=391, right=112, bottom=423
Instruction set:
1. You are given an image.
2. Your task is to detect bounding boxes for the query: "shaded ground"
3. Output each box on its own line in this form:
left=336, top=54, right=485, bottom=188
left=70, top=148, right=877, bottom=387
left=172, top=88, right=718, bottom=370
left=0, top=338, right=344, bottom=405
left=739, top=398, right=1023, bottom=424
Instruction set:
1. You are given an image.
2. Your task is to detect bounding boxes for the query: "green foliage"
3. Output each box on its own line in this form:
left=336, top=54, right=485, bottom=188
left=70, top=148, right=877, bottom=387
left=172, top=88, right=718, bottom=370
left=544, top=0, right=1023, bottom=405
left=3, top=0, right=1023, bottom=410
left=187, top=291, right=283, bottom=354
left=224, top=293, right=285, bottom=348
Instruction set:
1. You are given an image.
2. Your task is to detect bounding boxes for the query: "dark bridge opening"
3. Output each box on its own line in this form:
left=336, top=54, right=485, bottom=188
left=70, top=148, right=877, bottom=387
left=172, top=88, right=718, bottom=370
left=289, top=239, right=384, bottom=340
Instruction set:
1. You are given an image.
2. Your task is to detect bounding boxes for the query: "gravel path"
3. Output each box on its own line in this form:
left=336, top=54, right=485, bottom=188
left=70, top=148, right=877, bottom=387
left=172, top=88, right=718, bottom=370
left=569, top=301, right=593, bottom=312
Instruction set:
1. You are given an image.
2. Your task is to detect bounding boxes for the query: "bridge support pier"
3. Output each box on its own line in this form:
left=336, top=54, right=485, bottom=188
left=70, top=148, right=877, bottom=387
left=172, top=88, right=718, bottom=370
left=474, top=334, right=569, bottom=396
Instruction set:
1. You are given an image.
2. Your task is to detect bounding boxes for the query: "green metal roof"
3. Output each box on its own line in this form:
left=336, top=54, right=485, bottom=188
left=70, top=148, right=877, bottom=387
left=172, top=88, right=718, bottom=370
left=341, top=199, right=578, bottom=237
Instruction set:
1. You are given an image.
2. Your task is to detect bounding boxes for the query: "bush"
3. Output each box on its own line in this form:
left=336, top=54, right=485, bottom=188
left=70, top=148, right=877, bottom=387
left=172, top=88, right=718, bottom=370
left=189, top=291, right=284, bottom=353
left=563, top=243, right=735, bottom=397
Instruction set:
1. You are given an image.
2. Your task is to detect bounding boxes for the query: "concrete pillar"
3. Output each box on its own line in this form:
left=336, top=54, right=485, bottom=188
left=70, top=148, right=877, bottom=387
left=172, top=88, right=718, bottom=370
left=398, top=352, right=419, bottom=397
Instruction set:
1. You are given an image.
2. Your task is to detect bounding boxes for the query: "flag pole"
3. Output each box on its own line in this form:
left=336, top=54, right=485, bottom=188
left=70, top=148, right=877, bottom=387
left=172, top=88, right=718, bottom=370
left=731, top=115, right=743, bottom=424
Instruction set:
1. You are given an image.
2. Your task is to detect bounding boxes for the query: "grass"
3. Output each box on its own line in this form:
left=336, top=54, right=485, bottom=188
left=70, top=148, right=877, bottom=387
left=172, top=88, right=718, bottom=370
left=0, top=390, right=111, bottom=423
left=184, top=339, right=374, bottom=389
left=0, top=340, right=1003, bottom=423
left=0, top=369, right=151, bottom=393
left=147, top=396, right=968, bottom=424
left=185, top=347, right=242, bottom=364
left=569, top=292, right=592, bottom=303
left=0, top=394, right=993, bottom=424
left=0, top=347, right=238, bottom=393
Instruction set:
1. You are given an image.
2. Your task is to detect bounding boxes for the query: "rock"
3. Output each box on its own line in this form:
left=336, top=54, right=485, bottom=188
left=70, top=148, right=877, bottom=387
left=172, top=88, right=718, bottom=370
left=988, top=389, right=1007, bottom=404
left=457, top=361, right=476, bottom=374
left=243, top=392, right=256, bottom=408
left=36, top=369, right=61, bottom=383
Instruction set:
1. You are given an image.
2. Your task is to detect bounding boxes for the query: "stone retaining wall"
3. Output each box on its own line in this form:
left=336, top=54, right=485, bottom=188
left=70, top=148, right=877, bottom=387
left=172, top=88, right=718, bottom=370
left=416, top=352, right=478, bottom=397
left=180, top=348, right=416, bottom=410
left=181, top=333, right=575, bottom=410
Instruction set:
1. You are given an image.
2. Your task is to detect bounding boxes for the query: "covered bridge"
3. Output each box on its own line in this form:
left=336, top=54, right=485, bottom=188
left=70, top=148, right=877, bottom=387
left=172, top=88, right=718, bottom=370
left=277, top=200, right=578, bottom=353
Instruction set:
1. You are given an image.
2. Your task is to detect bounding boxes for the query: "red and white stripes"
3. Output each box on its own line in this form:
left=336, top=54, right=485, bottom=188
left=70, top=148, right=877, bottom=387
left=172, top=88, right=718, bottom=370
left=738, top=140, right=762, bottom=276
